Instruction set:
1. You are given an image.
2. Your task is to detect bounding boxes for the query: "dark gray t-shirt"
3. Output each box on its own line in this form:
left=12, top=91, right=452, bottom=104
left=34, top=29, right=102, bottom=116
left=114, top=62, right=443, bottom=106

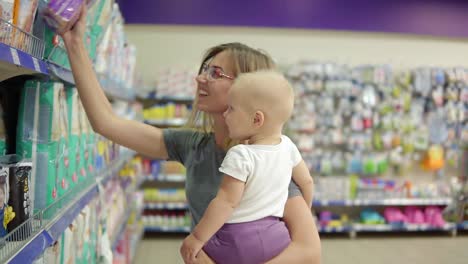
left=163, top=129, right=301, bottom=226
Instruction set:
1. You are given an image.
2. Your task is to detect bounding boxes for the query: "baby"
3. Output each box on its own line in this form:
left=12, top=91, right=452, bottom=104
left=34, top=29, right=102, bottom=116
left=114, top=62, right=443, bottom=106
left=181, top=71, right=313, bottom=264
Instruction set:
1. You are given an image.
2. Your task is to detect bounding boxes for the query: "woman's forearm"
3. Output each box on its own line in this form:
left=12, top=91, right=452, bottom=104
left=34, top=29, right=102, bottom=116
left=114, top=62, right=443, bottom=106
left=64, top=39, right=114, bottom=133
left=267, top=196, right=321, bottom=264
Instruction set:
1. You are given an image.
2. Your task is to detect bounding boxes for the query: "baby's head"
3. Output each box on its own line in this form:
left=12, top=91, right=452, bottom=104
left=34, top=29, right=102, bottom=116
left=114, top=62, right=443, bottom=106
left=223, top=70, right=294, bottom=140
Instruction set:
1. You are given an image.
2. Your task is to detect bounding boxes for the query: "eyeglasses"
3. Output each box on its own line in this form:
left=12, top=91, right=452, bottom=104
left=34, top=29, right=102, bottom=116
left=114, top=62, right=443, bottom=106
left=201, top=63, right=234, bottom=81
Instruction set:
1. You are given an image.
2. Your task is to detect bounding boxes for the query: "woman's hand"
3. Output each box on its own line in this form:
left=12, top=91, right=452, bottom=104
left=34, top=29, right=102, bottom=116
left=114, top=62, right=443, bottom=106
left=180, top=233, right=205, bottom=264
left=60, top=4, right=87, bottom=45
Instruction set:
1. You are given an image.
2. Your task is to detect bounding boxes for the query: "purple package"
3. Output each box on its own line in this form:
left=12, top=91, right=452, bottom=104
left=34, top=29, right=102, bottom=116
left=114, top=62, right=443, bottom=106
left=43, top=0, right=84, bottom=34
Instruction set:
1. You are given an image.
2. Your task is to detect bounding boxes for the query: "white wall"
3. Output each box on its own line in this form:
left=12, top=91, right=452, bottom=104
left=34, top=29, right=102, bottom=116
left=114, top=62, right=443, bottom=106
left=124, top=25, right=468, bottom=83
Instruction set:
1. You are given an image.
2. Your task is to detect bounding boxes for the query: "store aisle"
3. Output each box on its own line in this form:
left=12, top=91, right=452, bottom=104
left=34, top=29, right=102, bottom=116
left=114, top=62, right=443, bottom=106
left=134, top=235, right=468, bottom=264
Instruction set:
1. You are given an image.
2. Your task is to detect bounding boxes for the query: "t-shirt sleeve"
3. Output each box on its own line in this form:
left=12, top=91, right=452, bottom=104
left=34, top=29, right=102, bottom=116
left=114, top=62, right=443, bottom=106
left=219, top=145, right=252, bottom=182
left=163, top=129, right=198, bottom=164
left=288, top=180, right=302, bottom=198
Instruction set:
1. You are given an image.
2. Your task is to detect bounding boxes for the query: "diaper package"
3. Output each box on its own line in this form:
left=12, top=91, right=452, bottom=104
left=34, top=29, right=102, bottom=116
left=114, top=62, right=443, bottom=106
left=0, top=155, right=32, bottom=232
left=17, top=81, right=69, bottom=210
left=43, top=0, right=83, bottom=34
left=66, top=88, right=79, bottom=185
left=0, top=0, right=14, bottom=43
left=0, top=103, right=6, bottom=156
left=77, top=100, right=88, bottom=179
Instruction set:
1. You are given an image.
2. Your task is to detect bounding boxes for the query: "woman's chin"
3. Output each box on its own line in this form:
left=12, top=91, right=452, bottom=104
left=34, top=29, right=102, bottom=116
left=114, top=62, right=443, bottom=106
left=196, top=102, right=226, bottom=115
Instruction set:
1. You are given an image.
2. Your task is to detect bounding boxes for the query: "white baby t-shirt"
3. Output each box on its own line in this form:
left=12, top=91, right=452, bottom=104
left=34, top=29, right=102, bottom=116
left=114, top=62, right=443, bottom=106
left=219, top=135, right=302, bottom=223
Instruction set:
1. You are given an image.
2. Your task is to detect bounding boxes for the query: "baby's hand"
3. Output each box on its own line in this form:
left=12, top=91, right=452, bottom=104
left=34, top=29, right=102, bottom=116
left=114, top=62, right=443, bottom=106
left=180, top=233, right=205, bottom=264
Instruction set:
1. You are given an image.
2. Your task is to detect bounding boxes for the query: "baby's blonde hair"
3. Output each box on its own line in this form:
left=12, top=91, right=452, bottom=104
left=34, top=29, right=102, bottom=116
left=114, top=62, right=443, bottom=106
left=232, top=70, right=295, bottom=126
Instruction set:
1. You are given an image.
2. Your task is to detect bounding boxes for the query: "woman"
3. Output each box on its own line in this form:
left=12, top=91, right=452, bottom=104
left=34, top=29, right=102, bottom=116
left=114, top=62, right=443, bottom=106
left=61, top=6, right=321, bottom=264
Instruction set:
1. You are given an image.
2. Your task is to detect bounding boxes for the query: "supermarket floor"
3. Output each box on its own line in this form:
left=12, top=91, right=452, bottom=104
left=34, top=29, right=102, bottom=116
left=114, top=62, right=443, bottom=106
left=134, top=233, right=468, bottom=264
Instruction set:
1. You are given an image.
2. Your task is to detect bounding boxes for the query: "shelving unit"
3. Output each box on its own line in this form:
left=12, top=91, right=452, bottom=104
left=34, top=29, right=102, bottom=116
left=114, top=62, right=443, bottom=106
left=145, top=174, right=186, bottom=183
left=0, top=4, right=144, bottom=262
left=1, top=151, right=135, bottom=264
left=312, top=198, right=452, bottom=207
left=144, top=226, right=190, bottom=233
left=144, top=202, right=188, bottom=210
left=0, top=27, right=134, bottom=102
left=144, top=118, right=187, bottom=127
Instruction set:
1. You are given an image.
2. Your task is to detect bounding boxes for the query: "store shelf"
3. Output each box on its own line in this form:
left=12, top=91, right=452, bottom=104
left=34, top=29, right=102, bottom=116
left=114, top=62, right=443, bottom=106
left=3, top=151, right=135, bottom=264
left=145, top=174, right=186, bottom=183
left=100, top=76, right=136, bottom=101
left=144, top=118, right=187, bottom=127
left=312, top=198, right=453, bottom=207
left=144, top=226, right=190, bottom=233
left=318, top=226, right=352, bottom=233
left=352, top=223, right=456, bottom=232
left=0, top=42, right=48, bottom=81
left=0, top=23, right=135, bottom=102
left=144, top=202, right=188, bottom=210
left=457, top=222, right=468, bottom=231
left=143, top=94, right=194, bottom=102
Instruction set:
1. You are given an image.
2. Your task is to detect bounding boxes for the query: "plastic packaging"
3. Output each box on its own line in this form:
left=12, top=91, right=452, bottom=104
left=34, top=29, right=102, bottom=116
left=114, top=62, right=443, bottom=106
left=43, top=0, right=83, bottom=34
left=14, top=0, right=39, bottom=33
left=17, top=81, right=69, bottom=210
left=0, top=0, right=15, bottom=43
left=2, top=155, right=32, bottom=232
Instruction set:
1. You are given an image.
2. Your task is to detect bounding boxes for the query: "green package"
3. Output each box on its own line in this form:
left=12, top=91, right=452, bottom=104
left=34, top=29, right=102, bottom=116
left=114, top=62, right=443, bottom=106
left=77, top=100, right=88, bottom=180
left=17, top=81, right=70, bottom=210
left=0, top=103, right=6, bottom=156
left=66, top=88, right=80, bottom=187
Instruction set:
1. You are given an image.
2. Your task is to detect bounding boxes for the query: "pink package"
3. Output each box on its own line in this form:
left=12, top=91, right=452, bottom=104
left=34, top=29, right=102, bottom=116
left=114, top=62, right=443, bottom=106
left=384, top=207, right=407, bottom=224
left=424, top=206, right=446, bottom=227
left=43, top=0, right=84, bottom=34
left=404, top=206, right=425, bottom=225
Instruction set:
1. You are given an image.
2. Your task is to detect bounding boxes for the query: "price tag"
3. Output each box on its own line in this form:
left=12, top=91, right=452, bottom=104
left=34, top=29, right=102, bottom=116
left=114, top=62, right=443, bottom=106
left=10, top=48, right=20, bottom=65
left=32, top=57, right=41, bottom=72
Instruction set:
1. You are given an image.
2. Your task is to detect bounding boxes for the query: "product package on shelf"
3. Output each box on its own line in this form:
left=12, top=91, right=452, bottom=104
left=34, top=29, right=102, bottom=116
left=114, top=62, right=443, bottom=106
left=14, top=0, right=39, bottom=32
left=66, top=88, right=80, bottom=185
left=0, top=103, right=6, bottom=156
left=77, top=100, right=95, bottom=179
left=17, top=80, right=69, bottom=210
left=0, top=0, right=15, bottom=43
left=143, top=102, right=191, bottom=123
left=150, top=67, right=197, bottom=99
left=0, top=155, right=33, bottom=233
left=286, top=62, right=467, bottom=203
left=0, top=157, right=16, bottom=237
left=32, top=0, right=69, bottom=66
left=0, top=0, right=39, bottom=53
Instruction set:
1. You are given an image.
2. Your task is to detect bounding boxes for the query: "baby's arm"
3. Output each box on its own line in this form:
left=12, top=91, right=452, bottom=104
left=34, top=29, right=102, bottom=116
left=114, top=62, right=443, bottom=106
left=292, top=160, right=314, bottom=207
left=180, top=174, right=245, bottom=263
left=192, top=175, right=245, bottom=242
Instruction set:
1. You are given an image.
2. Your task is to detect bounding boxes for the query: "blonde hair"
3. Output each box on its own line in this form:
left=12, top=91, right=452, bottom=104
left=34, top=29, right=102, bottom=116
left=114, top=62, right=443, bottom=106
left=233, top=70, right=294, bottom=125
left=186, top=43, right=276, bottom=148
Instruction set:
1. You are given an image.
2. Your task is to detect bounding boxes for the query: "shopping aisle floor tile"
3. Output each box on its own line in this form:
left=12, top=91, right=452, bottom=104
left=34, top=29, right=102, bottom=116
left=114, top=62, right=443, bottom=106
left=134, top=234, right=468, bottom=264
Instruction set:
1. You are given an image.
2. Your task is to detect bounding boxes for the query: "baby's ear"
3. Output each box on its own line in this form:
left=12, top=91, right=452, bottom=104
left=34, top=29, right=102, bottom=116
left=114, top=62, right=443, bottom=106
left=253, top=111, right=265, bottom=127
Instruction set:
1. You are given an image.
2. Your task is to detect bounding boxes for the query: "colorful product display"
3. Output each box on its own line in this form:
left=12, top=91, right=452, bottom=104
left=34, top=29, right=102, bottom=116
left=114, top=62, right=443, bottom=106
left=147, top=68, right=197, bottom=99
left=0, top=0, right=39, bottom=53
left=141, top=159, right=186, bottom=180
left=144, top=188, right=186, bottom=204
left=143, top=103, right=191, bottom=122
left=287, top=63, right=467, bottom=178
left=143, top=211, right=191, bottom=230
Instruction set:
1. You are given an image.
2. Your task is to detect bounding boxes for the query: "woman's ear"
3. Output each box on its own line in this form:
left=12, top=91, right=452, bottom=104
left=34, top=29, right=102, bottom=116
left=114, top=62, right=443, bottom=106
left=253, top=111, right=265, bottom=128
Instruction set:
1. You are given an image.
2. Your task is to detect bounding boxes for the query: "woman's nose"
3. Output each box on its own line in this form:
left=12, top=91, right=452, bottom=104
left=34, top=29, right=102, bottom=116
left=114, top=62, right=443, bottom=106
left=196, top=73, right=208, bottom=83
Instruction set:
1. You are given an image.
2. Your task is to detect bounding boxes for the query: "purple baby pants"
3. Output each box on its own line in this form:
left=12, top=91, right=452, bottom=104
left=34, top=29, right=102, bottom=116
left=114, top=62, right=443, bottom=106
left=203, top=217, right=291, bottom=264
